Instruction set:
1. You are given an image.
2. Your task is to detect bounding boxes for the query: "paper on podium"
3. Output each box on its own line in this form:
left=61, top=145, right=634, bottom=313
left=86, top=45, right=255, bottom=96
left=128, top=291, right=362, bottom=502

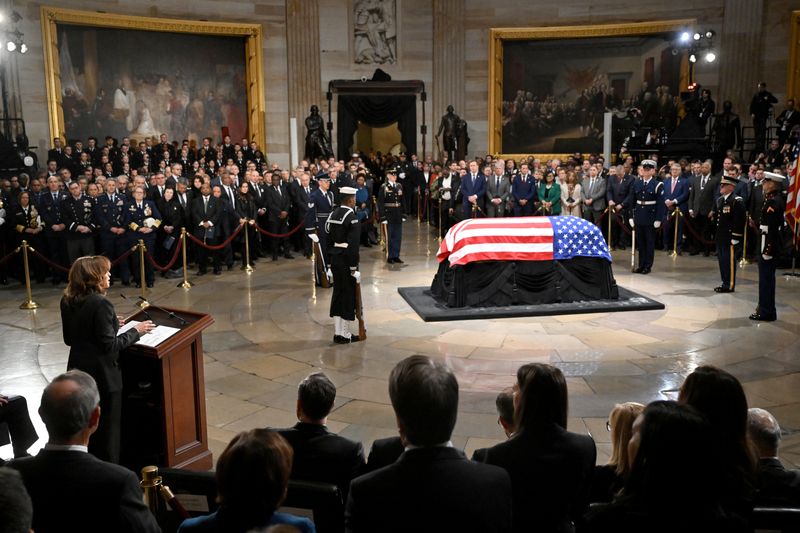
left=117, top=320, right=180, bottom=347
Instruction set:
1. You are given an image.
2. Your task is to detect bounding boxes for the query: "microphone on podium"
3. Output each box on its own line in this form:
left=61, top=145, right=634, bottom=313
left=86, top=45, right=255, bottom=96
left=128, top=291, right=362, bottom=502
left=120, top=293, right=154, bottom=323
left=136, top=296, right=188, bottom=326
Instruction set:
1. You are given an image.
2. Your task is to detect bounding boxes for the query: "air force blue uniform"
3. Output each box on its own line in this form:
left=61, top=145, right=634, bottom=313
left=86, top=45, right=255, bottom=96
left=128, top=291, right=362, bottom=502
left=94, top=193, right=131, bottom=284
left=305, top=187, right=335, bottom=285
left=626, top=177, right=666, bottom=271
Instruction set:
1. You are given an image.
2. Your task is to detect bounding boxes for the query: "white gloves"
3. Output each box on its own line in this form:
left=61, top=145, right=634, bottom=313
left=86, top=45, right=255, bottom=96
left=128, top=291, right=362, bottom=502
left=654, top=221, right=661, bottom=229
left=762, top=254, right=773, bottom=261
left=352, top=270, right=361, bottom=283
left=628, top=218, right=634, bottom=228
left=309, top=233, right=319, bottom=243
left=326, top=268, right=333, bottom=284
left=381, top=220, right=388, bottom=225
left=731, top=239, right=739, bottom=245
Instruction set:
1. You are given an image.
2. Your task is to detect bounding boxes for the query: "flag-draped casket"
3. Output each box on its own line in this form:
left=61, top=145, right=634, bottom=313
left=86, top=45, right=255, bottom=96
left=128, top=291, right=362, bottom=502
left=432, top=216, right=619, bottom=307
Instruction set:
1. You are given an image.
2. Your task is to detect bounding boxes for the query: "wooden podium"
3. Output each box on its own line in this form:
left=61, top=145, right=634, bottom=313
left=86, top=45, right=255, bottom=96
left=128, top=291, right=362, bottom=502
left=119, top=305, right=214, bottom=472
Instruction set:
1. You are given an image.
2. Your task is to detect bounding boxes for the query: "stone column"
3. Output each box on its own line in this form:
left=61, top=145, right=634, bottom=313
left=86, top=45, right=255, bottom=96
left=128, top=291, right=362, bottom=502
left=718, top=0, right=765, bottom=121
left=432, top=0, right=465, bottom=158
left=286, top=0, right=322, bottom=163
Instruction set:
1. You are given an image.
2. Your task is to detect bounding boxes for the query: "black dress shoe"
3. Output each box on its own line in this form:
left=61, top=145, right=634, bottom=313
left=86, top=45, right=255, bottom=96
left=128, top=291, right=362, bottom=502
left=284, top=253, right=294, bottom=259
left=135, top=283, right=142, bottom=288
left=350, top=334, right=361, bottom=342
left=146, top=282, right=154, bottom=288
left=387, top=258, right=396, bottom=264
left=122, top=281, right=131, bottom=287
left=640, top=267, right=651, bottom=274
left=634, top=267, right=644, bottom=273
left=714, top=286, right=734, bottom=293
left=363, top=242, right=372, bottom=248
left=227, top=264, right=234, bottom=271
left=749, top=312, right=776, bottom=322
left=394, top=258, right=404, bottom=264
left=213, top=269, right=222, bottom=275
left=333, top=335, right=350, bottom=344
left=272, top=255, right=279, bottom=261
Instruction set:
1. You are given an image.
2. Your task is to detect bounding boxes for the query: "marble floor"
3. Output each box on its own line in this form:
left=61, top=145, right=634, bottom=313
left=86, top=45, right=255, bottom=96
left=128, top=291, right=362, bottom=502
left=2, top=220, right=800, bottom=468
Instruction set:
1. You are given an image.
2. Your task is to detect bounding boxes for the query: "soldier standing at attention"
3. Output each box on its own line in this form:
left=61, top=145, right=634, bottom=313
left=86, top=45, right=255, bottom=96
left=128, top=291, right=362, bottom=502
left=626, top=160, right=665, bottom=274
left=62, top=181, right=97, bottom=265
left=306, top=175, right=335, bottom=286
left=379, top=169, right=404, bottom=264
left=750, top=172, right=786, bottom=321
left=326, top=186, right=362, bottom=344
left=714, top=175, right=747, bottom=293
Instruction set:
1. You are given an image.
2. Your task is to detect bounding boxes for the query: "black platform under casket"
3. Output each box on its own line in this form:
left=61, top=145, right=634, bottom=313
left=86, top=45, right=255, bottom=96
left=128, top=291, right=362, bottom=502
left=430, top=257, right=619, bottom=308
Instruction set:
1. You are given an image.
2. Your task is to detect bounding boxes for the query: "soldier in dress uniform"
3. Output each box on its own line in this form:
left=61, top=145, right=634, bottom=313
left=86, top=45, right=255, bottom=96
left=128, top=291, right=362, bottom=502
left=379, top=169, right=404, bottom=264
left=325, top=186, right=362, bottom=344
left=714, top=175, right=747, bottom=293
left=94, top=178, right=131, bottom=286
left=40, top=176, right=69, bottom=284
left=61, top=181, right=97, bottom=265
left=750, top=172, right=786, bottom=321
left=306, top=175, right=335, bottom=286
left=626, top=160, right=666, bottom=274
left=124, top=185, right=162, bottom=288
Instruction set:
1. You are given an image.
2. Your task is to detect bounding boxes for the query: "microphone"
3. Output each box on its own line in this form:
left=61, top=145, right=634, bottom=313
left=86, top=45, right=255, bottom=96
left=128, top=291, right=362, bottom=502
left=136, top=295, right=187, bottom=326
left=120, top=293, right=154, bottom=322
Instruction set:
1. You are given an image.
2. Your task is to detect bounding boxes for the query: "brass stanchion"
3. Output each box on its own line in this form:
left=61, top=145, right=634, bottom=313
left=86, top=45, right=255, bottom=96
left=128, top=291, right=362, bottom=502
left=739, top=216, right=750, bottom=266
left=631, top=227, right=637, bottom=273
left=136, top=239, right=149, bottom=308
left=140, top=466, right=163, bottom=515
left=177, top=228, right=192, bottom=289
left=242, top=221, right=254, bottom=274
left=669, top=210, right=679, bottom=258
left=18, top=241, right=38, bottom=310
left=471, top=203, right=478, bottom=218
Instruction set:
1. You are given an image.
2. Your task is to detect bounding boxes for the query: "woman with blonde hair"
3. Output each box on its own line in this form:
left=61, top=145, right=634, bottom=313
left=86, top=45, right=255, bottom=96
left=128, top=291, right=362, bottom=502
left=590, top=402, right=644, bottom=503
left=60, top=255, right=154, bottom=463
left=561, top=171, right=583, bottom=217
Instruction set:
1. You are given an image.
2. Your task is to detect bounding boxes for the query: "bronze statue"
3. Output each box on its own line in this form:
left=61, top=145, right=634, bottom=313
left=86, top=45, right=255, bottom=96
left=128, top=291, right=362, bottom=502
left=304, top=105, right=333, bottom=160
left=435, top=105, right=469, bottom=162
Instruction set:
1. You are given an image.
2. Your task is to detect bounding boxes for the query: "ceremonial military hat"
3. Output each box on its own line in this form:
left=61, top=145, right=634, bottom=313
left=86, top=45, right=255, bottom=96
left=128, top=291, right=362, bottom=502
left=385, top=167, right=398, bottom=175
left=316, top=173, right=331, bottom=180
left=720, top=175, right=739, bottom=186
left=763, top=171, right=786, bottom=183
left=641, top=159, right=657, bottom=168
left=339, top=186, right=358, bottom=195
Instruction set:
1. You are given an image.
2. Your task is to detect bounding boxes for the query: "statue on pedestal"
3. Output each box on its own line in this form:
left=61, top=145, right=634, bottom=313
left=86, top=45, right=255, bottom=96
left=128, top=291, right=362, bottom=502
left=304, top=105, right=333, bottom=161
left=435, top=105, right=469, bottom=162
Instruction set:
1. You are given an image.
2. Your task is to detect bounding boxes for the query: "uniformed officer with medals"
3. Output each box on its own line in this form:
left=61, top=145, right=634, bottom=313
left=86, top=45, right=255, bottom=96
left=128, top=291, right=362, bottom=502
left=750, top=172, right=786, bottom=321
left=94, top=178, right=131, bottom=285
left=626, top=160, right=666, bottom=274
left=306, top=174, right=335, bottom=286
left=714, top=175, right=747, bottom=293
left=325, top=186, right=362, bottom=344
left=62, top=181, right=98, bottom=265
left=124, top=186, right=162, bottom=288
left=379, top=169, right=404, bottom=264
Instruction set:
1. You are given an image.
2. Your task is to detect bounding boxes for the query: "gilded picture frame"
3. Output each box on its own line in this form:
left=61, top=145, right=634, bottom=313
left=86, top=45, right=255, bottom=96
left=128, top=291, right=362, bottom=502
left=488, top=19, right=695, bottom=161
left=40, top=6, right=266, bottom=150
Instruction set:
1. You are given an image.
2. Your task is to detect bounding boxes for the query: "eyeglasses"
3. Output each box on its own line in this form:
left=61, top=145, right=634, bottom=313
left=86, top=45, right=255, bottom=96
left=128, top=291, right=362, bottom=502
left=606, top=421, right=612, bottom=432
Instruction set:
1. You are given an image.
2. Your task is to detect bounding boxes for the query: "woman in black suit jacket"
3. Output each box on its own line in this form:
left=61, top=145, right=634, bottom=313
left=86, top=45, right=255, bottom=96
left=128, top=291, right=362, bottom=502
left=234, top=181, right=257, bottom=267
left=477, top=363, right=596, bottom=533
left=60, top=255, right=154, bottom=463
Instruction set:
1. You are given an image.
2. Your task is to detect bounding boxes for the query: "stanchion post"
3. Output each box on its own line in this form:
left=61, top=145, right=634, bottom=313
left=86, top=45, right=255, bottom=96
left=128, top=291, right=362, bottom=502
left=739, top=216, right=750, bottom=266
left=670, top=210, right=679, bottom=258
left=177, top=228, right=193, bottom=289
left=242, top=221, right=254, bottom=274
left=607, top=207, right=612, bottom=247
left=417, top=192, right=422, bottom=224
left=630, top=227, right=637, bottom=273
left=18, top=241, right=38, bottom=310
left=136, top=239, right=149, bottom=308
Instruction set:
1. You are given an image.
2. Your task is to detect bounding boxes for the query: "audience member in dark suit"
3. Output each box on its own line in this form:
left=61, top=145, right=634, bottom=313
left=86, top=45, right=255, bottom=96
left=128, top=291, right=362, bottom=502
left=747, top=408, right=800, bottom=506
left=9, top=370, right=160, bottom=533
left=679, top=365, right=756, bottom=520
left=687, top=161, right=719, bottom=256
left=0, top=394, right=38, bottom=462
left=346, top=355, right=512, bottom=533
left=477, top=363, right=596, bottom=533
left=460, top=160, right=487, bottom=217
left=191, top=183, right=222, bottom=275
left=275, top=372, right=365, bottom=500
left=177, top=429, right=315, bottom=533
left=291, top=173, right=315, bottom=258
left=471, top=387, right=516, bottom=463
left=606, top=166, right=634, bottom=249
left=211, top=184, right=236, bottom=270
left=0, top=466, right=33, bottom=532
left=363, top=435, right=406, bottom=474
left=60, top=256, right=154, bottom=463
left=585, top=401, right=748, bottom=532
left=661, top=163, right=690, bottom=253
left=265, top=173, right=294, bottom=260
left=589, top=402, right=644, bottom=504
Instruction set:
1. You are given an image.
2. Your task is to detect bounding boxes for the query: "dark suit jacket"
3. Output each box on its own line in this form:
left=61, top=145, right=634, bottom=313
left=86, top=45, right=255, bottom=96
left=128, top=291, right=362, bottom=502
left=688, top=174, right=720, bottom=216
left=61, top=293, right=140, bottom=393
left=364, top=436, right=405, bottom=473
left=9, top=449, right=160, bottom=533
left=265, top=184, right=291, bottom=223
left=346, top=446, right=512, bottom=533
left=480, top=424, right=596, bottom=533
left=276, top=422, right=365, bottom=498
left=190, top=195, right=221, bottom=240
left=755, top=457, right=800, bottom=507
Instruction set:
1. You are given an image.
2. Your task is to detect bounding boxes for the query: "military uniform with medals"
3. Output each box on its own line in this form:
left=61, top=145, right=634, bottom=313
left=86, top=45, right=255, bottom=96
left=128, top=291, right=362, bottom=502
left=714, top=176, right=747, bottom=292
left=124, top=199, right=162, bottom=287
left=378, top=171, right=404, bottom=263
left=61, top=192, right=97, bottom=265
left=751, top=172, right=786, bottom=320
left=95, top=192, right=131, bottom=285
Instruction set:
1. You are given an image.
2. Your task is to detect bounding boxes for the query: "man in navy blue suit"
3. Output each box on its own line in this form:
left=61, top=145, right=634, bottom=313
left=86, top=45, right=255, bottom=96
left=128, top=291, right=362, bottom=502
left=662, top=162, right=690, bottom=254
left=511, top=163, right=537, bottom=217
left=461, top=160, right=486, bottom=217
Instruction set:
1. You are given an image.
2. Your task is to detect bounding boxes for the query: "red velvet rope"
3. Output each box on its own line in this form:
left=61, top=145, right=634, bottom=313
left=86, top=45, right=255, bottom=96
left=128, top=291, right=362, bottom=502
left=110, top=245, right=138, bottom=267
left=254, top=220, right=304, bottom=238
left=0, top=246, right=20, bottom=265
left=29, top=248, right=70, bottom=273
left=145, top=237, right=184, bottom=272
left=185, top=224, right=244, bottom=250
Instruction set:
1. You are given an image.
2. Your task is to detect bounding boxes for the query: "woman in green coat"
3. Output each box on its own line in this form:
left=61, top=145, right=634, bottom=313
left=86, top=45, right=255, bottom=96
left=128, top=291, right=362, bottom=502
left=537, top=171, right=562, bottom=215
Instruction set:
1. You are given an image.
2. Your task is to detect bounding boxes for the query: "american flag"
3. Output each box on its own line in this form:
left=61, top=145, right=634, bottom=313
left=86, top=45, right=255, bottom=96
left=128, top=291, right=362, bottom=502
left=787, top=141, right=800, bottom=238
left=438, top=216, right=612, bottom=266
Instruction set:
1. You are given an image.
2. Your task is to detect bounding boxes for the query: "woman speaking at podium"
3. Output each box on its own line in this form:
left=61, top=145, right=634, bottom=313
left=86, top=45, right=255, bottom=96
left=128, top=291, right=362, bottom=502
left=60, top=255, right=154, bottom=463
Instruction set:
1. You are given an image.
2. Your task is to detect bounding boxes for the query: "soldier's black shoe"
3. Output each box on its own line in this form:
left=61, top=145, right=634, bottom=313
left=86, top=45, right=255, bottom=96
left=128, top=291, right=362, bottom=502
left=640, top=267, right=651, bottom=274
left=284, top=253, right=295, bottom=259
left=714, top=286, right=734, bottom=293
left=394, top=258, right=404, bottom=264
left=350, top=334, right=361, bottom=342
left=634, top=267, right=645, bottom=273
left=333, top=335, right=350, bottom=344
left=387, top=258, right=396, bottom=264
left=749, top=312, right=776, bottom=321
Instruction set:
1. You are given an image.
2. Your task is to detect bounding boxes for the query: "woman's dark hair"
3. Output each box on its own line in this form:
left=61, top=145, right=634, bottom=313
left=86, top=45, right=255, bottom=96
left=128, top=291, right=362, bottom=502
left=63, top=255, right=110, bottom=302
left=515, top=363, right=568, bottom=432
left=215, top=429, right=293, bottom=528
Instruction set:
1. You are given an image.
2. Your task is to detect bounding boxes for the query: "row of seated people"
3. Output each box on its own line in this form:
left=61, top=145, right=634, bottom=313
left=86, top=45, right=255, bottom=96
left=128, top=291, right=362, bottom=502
left=2, top=358, right=799, bottom=533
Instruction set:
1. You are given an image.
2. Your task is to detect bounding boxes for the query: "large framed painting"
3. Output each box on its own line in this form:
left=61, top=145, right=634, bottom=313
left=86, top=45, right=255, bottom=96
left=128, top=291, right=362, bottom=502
left=40, top=7, right=265, bottom=149
left=488, top=20, right=694, bottom=159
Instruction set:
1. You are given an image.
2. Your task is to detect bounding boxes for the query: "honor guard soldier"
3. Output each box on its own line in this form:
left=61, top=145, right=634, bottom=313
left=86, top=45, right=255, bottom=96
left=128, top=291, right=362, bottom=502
left=378, top=169, right=404, bottom=264
left=750, top=172, right=786, bottom=320
left=626, top=159, right=665, bottom=274
left=62, top=181, right=97, bottom=265
left=325, top=186, right=362, bottom=344
left=714, top=175, right=747, bottom=293
left=124, top=185, right=161, bottom=288
left=306, top=174, right=335, bottom=286
left=94, top=178, right=131, bottom=286
left=40, top=176, right=69, bottom=284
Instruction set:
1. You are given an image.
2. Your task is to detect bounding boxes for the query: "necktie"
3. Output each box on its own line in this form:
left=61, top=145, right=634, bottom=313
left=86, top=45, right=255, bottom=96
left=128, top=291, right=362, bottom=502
left=138, top=203, right=142, bottom=210
left=276, top=186, right=281, bottom=197
left=111, top=194, right=115, bottom=203
left=590, top=178, right=595, bottom=191
left=305, top=187, right=310, bottom=196
left=204, top=197, right=208, bottom=212
left=671, top=179, right=676, bottom=193
left=702, top=176, right=707, bottom=189
left=496, top=176, right=500, bottom=189
left=327, top=192, right=333, bottom=205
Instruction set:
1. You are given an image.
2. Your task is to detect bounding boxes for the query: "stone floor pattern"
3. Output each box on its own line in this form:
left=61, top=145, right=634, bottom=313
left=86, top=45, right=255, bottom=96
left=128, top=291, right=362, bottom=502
left=1, top=221, right=799, bottom=467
